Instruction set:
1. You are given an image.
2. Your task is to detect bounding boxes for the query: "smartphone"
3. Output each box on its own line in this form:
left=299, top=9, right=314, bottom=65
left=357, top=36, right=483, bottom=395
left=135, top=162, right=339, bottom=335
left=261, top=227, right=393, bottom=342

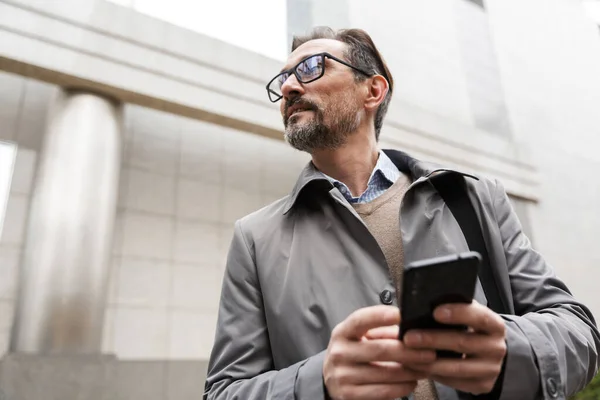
left=399, top=251, right=481, bottom=358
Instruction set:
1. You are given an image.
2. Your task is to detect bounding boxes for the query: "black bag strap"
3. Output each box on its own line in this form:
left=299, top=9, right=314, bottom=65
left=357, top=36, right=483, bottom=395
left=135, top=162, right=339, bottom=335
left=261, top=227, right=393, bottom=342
left=430, top=173, right=508, bottom=314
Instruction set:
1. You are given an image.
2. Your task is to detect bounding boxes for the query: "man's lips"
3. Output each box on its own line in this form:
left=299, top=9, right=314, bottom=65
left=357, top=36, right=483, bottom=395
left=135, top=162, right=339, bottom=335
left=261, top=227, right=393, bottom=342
left=286, top=102, right=315, bottom=120
left=289, top=109, right=312, bottom=117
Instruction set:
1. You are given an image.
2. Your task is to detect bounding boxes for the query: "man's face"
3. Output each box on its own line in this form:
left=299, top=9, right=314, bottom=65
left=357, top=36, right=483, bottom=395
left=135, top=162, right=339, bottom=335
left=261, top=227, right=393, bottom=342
left=279, top=39, right=364, bottom=153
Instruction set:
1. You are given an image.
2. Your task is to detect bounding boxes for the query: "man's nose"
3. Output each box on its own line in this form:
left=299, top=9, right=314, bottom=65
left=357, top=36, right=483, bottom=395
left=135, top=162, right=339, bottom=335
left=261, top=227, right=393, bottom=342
left=280, top=73, right=304, bottom=100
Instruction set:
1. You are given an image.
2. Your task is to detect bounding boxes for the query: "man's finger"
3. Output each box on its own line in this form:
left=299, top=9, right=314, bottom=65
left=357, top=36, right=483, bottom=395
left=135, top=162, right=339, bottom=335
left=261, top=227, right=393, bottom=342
left=410, top=358, right=501, bottom=379
left=335, top=306, right=400, bottom=340
left=403, top=330, right=506, bottom=359
left=342, top=339, right=436, bottom=364
left=332, top=363, right=428, bottom=385
left=364, top=325, right=399, bottom=340
left=433, top=301, right=505, bottom=335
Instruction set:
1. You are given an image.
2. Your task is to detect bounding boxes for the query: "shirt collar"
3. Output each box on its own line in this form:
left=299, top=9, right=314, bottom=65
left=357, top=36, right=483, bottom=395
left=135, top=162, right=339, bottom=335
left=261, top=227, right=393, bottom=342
left=282, top=149, right=478, bottom=214
left=372, top=150, right=401, bottom=186
left=319, top=150, right=400, bottom=194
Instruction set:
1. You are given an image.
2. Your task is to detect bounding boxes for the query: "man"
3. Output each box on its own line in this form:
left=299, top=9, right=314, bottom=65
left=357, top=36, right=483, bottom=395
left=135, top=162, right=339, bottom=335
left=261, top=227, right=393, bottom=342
left=204, top=27, right=600, bottom=400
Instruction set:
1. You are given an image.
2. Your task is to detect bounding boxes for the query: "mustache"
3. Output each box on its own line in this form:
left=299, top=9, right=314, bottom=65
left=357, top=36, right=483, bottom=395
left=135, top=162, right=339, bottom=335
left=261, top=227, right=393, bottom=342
left=284, top=98, right=318, bottom=120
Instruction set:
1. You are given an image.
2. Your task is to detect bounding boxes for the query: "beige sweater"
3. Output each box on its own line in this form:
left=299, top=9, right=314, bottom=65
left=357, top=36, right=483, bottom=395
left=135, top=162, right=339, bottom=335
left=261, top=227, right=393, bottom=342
left=352, top=173, right=438, bottom=400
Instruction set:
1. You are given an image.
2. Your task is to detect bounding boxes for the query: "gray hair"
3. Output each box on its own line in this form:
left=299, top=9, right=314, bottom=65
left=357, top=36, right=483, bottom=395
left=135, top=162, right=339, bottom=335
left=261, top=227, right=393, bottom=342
left=291, top=27, right=394, bottom=140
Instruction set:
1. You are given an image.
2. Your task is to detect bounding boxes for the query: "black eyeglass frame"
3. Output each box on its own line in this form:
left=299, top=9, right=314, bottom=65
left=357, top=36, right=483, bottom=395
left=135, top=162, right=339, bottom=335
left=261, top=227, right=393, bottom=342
left=266, top=52, right=374, bottom=103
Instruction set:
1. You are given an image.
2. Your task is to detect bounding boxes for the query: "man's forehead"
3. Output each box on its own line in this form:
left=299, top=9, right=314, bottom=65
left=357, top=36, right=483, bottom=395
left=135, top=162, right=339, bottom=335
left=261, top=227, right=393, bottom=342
left=284, top=39, right=347, bottom=68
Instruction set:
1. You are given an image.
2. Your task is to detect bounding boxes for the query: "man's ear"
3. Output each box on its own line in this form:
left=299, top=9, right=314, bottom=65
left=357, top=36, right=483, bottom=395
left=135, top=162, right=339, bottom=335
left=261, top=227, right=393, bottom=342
left=364, top=75, right=389, bottom=112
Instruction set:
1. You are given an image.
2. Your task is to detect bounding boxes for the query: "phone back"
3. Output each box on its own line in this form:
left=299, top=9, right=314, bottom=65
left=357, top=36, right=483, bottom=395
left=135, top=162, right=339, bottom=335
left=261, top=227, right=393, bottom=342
left=399, top=252, right=481, bottom=355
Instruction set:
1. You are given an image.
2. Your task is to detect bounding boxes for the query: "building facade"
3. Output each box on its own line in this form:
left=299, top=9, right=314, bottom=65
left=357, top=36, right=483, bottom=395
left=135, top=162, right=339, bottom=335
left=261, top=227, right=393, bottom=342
left=0, top=0, right=599, bottom=398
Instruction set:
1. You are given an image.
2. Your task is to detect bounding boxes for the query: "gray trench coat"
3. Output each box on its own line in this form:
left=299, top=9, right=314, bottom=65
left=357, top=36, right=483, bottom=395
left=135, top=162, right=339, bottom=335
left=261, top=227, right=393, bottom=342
left=204, top=150, right=600, bottom=400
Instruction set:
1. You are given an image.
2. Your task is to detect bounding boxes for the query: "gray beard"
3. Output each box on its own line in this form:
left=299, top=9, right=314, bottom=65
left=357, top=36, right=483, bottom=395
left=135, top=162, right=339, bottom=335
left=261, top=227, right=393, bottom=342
left=284, top=110, right=360, bottom=153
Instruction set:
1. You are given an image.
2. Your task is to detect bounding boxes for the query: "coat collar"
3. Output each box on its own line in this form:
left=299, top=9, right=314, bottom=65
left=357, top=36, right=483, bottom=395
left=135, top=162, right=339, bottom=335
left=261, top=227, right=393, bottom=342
left=282, top=149, right=478, bottom=214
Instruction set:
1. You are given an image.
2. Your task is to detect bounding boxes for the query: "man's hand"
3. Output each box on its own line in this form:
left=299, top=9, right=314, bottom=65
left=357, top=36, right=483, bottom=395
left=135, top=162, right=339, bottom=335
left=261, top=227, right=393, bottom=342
left=323, top=305, right=436, bottom=400
left=403, top=301, right=507, bottom=395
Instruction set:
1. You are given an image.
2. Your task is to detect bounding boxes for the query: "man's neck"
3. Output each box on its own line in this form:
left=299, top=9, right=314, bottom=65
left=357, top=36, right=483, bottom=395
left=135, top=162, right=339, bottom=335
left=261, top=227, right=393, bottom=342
left=311, top=134, right=379, bottom=197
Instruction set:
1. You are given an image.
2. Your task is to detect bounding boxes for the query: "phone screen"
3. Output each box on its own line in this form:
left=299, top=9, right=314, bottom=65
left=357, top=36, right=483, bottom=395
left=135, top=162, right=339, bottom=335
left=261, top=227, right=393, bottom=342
left=399, top=252, right=480, bottom=358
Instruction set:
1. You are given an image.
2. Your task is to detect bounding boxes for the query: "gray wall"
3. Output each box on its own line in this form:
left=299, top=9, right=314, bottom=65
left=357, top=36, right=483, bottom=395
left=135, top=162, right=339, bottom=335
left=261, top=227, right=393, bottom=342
left=0, top=354, right=209, bottom=400
left=105, top=104, right=308, bottom=360
left=487, top=0, right=600, bottom=310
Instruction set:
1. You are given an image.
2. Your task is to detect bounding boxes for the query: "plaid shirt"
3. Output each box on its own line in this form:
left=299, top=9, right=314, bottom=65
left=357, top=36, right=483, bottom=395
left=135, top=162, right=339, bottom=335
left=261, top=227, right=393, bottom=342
left=320, top=151, right=400, bottom=204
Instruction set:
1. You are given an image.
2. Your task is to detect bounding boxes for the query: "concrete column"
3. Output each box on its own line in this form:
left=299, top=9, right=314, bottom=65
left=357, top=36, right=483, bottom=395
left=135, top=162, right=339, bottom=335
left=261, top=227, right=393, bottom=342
left=10, top=89, right=122, bottom=354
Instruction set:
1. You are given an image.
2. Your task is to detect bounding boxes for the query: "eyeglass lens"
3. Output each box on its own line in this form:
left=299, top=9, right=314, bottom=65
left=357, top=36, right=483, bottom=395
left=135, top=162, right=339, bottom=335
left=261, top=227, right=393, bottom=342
left=267, top=54, right=324, bottom=101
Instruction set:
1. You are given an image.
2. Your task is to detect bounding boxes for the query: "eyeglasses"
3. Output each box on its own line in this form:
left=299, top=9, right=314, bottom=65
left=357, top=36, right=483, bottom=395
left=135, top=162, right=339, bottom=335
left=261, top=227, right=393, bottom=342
left=266, top=52, right=373, bottom=103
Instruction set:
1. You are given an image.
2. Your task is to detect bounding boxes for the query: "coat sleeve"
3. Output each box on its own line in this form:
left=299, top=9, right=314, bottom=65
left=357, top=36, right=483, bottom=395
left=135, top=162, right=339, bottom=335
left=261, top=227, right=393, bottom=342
left=492, top=180, right=600, bottom=400
left=203, top=219, right=327, bottom=400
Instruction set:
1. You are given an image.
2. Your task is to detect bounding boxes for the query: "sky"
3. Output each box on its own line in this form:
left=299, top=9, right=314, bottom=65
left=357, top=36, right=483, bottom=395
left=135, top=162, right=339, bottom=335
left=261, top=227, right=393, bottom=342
left=106, top=0, right=288, bottom=60
left=583, top=0, right=600, bottom=24
left=0, top=142, right=15, bottom=239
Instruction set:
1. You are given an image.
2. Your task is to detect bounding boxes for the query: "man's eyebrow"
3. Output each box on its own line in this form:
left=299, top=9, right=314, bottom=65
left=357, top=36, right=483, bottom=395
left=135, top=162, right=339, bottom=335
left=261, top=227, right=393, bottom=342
left=278, top=53, right=313, bottom=74
left=279, top=59, right=297, bottom=74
